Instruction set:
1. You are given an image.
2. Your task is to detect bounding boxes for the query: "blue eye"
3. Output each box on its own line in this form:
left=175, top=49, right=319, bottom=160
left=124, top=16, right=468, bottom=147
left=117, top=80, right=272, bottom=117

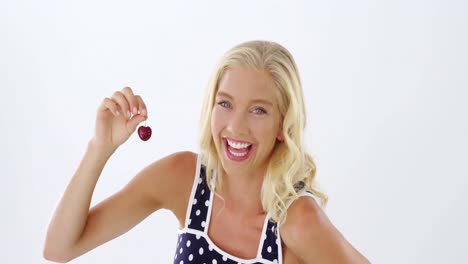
left=217, top=101, right=267, bottom=115
left=217, top=101, right=231, bottom=108
left=254, top=108, right=267, bottom=115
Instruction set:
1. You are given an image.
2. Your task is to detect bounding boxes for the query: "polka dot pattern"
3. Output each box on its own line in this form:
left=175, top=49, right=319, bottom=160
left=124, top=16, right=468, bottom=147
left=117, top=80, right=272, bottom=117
left=260, top=220, right=279, bottom=262
left=187, top=165, right=211, bottom=232
left=175, top=232, right=244, bottom=263
left=174, top=163, right=281, bottom=264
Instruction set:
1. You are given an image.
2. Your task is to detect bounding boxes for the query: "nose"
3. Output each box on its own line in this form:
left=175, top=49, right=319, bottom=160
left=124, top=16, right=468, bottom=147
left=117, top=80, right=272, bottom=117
left=226, top=111, right=249, bottom=136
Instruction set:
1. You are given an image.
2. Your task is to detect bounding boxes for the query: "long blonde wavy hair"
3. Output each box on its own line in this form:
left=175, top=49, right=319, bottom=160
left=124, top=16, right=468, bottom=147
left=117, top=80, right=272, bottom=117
left=198, top=40, right=328, bottom=225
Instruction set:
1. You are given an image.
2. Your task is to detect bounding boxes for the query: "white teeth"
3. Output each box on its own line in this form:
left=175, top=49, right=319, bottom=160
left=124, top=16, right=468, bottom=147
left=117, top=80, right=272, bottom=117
left=228, top=149, right=248, bottom=157
left=226, top=139, right=252, bottom=149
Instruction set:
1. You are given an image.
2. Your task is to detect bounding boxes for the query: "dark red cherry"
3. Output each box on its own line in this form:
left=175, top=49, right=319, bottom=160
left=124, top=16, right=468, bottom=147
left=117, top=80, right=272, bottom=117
left=138, top=126, right=152, bottom=141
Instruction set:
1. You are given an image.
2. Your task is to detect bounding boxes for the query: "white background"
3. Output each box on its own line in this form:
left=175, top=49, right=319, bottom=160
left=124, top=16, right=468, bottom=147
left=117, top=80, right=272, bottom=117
left=2, top=0, right=467, bottom=263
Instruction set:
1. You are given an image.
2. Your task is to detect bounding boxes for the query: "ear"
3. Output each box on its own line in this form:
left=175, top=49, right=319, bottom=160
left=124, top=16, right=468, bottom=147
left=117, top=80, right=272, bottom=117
left=276, top=130, right=284, bottom=141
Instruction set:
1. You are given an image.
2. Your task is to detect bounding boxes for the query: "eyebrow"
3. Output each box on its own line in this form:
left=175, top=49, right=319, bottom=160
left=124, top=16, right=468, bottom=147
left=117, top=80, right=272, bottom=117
left=216, top=91, right=273, bottom=107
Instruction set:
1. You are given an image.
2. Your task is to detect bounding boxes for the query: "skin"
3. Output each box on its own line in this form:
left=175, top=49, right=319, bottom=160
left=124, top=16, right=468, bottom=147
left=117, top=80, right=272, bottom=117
left=211, top=67, right=284, bottom=216
left=207, top=67, right=283, bottom=259
left=43, top=70, right=370, bottom=263
left=208, top=67, right=370, bottom=263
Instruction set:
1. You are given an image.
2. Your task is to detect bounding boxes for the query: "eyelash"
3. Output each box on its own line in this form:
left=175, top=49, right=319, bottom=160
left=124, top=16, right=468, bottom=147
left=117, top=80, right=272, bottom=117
left=217, top=101, right=268, bottom=115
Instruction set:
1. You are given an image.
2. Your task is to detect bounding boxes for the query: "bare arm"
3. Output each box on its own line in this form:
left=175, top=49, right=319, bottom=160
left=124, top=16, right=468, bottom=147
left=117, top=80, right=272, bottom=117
left=281, top=196, right=371, bottom=264
left=43, top=87, right=162, bottom=262
left=44, top=149, right=193, bottom=263
left=43, top=141, right=115, bottom=262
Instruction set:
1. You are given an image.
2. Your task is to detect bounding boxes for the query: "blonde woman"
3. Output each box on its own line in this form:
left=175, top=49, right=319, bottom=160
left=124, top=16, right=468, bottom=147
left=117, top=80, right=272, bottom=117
left=44, top=40, right=370, bottom=263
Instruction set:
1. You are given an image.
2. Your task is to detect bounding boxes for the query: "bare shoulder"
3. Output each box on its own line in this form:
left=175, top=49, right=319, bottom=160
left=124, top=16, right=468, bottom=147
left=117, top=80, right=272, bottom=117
left=133, top=151, right=197, bottom=213
left=280, top=195, right=325, bottom=250
left=280, top=195, right=370, bottom=264
left=63, top=151, right=197, bottom=262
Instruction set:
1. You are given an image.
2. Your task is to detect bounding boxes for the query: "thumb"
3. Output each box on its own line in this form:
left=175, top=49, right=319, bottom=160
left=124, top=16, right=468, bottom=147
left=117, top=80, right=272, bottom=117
left=128, top=114, right=148, bottom=132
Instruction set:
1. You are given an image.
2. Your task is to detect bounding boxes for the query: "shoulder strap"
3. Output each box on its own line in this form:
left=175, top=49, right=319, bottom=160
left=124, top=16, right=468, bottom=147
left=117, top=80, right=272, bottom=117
left=284, top=190, right=319, bottom=213
left=186, top=155, right=212, bottom=231
left=259, top=218, right=280, bottom=262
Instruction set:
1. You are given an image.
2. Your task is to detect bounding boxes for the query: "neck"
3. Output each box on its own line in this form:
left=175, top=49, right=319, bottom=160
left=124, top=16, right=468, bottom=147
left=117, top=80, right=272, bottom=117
left=218, top=167, right=267, bottom=216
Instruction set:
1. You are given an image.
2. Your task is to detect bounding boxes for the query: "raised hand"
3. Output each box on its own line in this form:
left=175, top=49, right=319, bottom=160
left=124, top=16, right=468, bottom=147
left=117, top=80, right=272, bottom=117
left=92, top=86, right=148, bottom=148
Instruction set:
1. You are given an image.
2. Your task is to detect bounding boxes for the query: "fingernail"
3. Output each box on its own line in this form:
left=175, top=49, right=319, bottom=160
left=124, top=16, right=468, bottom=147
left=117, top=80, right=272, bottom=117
left=116, top=110, right=120, bottom=116
left=141, top=108, right=146, bottom=116
left=133, top=107, right=137, bottom=114
left=127, top=111, right=131, bottom=118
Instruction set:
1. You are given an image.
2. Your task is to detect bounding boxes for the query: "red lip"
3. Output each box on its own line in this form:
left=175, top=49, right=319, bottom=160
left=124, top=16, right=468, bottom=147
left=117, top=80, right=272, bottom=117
left=223, top=136, right=254, bottom=145
left=223, top=138, right=255, bottom=162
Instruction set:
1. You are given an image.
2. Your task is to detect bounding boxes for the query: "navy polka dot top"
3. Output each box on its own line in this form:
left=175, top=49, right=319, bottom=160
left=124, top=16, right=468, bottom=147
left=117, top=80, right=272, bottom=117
left=173, top=155, right=282, bottom=264
left=173, top=154, right=318, bottom=264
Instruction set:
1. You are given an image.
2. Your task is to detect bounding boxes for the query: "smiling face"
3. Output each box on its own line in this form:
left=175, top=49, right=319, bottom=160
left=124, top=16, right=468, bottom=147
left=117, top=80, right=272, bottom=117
left=211, top=67, right=284, bottom=178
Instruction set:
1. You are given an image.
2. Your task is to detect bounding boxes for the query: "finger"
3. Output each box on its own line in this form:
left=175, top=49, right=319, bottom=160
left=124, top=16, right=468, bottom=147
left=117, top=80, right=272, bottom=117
left=98, top=97, right=120, bottom=116
left=112, top=91, right=131, bottom=119
left=134, top=95, right=147, bottom=117
left=128, top=113, right=147, bottom=132
left=121, top=86, right=139, bottom=116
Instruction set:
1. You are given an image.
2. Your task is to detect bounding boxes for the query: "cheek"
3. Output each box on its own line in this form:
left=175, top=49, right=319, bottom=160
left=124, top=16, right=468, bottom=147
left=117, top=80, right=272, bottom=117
left=211, top=108, right=224, bottom=139
left=251, top=119, right=278, bottom=143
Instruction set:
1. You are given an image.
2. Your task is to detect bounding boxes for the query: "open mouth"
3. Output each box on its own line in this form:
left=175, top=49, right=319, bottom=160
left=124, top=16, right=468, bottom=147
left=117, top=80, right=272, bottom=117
left=223, top=137, right=254, bottom=161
